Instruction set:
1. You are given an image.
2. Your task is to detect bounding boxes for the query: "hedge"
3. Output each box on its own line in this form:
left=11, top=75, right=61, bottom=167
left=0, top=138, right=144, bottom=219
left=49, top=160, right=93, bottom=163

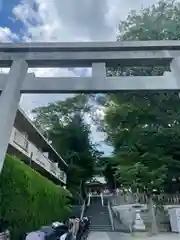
left=0, top=155, right=71, bottom=239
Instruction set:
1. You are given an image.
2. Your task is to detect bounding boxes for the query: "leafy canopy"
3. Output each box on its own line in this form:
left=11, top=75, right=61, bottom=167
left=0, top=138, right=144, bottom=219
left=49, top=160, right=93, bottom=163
left=32, top=94, right=100, bottom=199
left=97, top=0, right=180, bottom=194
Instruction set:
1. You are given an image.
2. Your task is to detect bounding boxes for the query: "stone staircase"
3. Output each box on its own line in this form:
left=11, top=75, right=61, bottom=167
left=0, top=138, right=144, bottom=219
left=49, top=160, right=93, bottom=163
left=85, top=197, right=112, bottom=232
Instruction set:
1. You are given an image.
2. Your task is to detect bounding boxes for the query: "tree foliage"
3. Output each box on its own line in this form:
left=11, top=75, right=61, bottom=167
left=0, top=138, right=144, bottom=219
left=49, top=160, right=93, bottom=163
left=95, top=157, right=119, bottom=190
left=96, top=0, right=180, bottom=194
left=32, top=94, right=91, bottom=131
left=32, top=94, right=99, bottom=200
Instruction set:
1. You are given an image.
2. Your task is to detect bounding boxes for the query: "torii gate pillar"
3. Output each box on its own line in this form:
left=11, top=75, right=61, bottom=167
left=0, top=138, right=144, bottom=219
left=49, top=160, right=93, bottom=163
left=0, top=59, right=28, bottom=173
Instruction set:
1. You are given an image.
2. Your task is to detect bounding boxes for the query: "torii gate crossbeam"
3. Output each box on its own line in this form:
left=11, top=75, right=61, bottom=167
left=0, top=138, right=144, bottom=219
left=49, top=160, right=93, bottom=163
left=0, top=40, right=180, bottom=67
left=0, top=40, right=180, bottom=173
left=0, top=72, right=177, bottom=93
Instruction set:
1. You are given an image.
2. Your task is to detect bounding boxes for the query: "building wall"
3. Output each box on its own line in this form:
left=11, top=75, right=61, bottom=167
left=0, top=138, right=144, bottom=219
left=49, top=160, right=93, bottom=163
left=8, top=126, right=66, bottom=185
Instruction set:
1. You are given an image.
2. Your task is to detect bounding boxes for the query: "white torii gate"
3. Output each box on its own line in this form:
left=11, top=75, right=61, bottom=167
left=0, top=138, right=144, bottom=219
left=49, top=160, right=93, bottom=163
left=0, top=40, right=180, bottom=173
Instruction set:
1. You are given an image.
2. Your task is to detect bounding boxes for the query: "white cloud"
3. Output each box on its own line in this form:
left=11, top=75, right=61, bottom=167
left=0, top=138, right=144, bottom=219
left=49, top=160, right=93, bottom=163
left=11, top=0, right=160, bottom=115
left=0, top=27, right=19, bottom=42
left=20, top=67, right=76, bottom=111
left=0, top=0, right=160, bottom=154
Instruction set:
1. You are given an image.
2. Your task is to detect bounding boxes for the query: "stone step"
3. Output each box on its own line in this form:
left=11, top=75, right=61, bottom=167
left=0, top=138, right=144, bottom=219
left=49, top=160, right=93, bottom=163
left=91, top=222, right=111, bottom=226
left=88, top=214, right=109, bottom=218
left=90, top=225, right=112, bottom=228
left=85, top=202, right=113, bottom=232
left=90, top=221, right=111, bottom=225
left=90, top=225, right=112, bottom=232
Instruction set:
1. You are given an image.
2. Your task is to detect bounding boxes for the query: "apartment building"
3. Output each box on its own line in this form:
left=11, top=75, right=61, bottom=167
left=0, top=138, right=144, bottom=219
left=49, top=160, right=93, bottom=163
left=7, top=108, right=67, bottom=185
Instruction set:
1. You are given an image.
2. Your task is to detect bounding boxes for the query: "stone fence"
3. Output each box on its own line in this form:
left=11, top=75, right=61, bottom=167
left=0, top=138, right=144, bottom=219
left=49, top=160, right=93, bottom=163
left=110, top=192, right=180, bottom=233
left=112, top=192, right=180, bottom=206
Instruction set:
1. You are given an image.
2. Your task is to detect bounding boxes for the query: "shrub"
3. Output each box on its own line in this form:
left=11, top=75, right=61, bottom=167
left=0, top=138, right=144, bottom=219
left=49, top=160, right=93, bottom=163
left=0, top=155, right=71, bottom=239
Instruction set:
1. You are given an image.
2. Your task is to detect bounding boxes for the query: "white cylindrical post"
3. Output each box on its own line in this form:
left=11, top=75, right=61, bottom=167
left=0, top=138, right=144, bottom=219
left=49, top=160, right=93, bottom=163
left=0, top=59, right=28, bottom=173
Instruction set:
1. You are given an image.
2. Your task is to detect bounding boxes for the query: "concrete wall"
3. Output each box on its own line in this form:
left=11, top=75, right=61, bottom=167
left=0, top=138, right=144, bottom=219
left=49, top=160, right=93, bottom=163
left=112, top=205, right=136, bottom=232
left=8, top=127, right=66, bottom=184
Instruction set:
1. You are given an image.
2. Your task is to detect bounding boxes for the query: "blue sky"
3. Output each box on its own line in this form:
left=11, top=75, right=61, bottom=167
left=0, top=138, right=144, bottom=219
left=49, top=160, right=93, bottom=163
left=0, top=0, right=24, bottom=38
left=0, top=0, right=41, bottom=42
left=0, top=0, right=115, bottom=155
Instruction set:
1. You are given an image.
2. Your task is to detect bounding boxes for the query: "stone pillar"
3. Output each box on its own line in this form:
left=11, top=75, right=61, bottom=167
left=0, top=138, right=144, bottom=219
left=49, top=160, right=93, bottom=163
left=170, top=57, right=180, bottom=93
left=0, top=59, right=28, bottom=173
left=91, top=62, right=106, bottom=91
left=92, top=62, right=106, bottom=78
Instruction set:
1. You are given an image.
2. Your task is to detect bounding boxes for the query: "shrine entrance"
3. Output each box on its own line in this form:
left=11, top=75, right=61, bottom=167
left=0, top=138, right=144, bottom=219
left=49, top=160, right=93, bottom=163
left=0, top=41, right=180, bottom=173
left=87, top=176, right=108, bottom=196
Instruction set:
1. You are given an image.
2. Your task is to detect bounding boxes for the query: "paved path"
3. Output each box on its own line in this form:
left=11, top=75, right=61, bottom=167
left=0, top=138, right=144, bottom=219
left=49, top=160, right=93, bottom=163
left=88, top=232, right=180, bottom=240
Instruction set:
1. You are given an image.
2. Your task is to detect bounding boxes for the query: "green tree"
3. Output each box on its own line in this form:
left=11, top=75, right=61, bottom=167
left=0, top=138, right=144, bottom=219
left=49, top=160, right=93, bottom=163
left=95, top=0, right=180, bottom=192
left=32, top=94, right=99, bottom=201
left=94, top=0, right=180, bottom=233
left=32, top=94, right=91, bottom=132
left=116, top=162, right=167, bottom=234
left=95, top=157, right=119, bottom=190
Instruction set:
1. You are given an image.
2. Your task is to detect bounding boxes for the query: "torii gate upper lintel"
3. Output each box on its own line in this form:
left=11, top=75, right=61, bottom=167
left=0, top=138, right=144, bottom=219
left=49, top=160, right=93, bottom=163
left=0, top=40, right=180, bottom=173
left=0, top=40, right=179, bottom=68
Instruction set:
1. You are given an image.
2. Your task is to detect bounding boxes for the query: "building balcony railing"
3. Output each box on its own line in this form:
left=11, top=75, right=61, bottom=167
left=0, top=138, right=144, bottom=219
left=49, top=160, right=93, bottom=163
left=9, top=127, right=66, bottom=184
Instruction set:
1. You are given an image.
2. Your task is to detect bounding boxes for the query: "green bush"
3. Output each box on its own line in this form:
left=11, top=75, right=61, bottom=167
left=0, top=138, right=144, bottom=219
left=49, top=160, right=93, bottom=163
left=0, top=154, right=71, bottom=239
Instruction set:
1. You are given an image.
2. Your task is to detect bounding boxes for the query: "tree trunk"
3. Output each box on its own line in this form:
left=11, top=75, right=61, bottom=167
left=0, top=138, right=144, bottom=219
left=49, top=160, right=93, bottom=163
left=147, top=195, right=158, bottom=235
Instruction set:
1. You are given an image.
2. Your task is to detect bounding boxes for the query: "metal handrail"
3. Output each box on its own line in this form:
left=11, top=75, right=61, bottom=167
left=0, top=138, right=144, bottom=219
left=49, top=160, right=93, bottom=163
left=87, top=193, right=91, bottom=206
left=108, top=200, right=115, bottom=231
left=100, top=192, right=104, bottom=206
left=80, top=201, right=86, bottom=220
